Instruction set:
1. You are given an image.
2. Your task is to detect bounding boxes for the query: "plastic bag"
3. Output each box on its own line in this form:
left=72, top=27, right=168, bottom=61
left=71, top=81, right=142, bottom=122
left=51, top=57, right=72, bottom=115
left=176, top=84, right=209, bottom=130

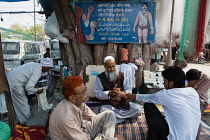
left=57, top=34, right=69, bottom=44
left=0, top=93, right=8, bottom=113
left=44, top=12, right=60, bottom=38
left=120, top=48, right=128, bottom=63
left=37, top=87, right=53, bottom=110
left=134, top=54, right=145, bottom=67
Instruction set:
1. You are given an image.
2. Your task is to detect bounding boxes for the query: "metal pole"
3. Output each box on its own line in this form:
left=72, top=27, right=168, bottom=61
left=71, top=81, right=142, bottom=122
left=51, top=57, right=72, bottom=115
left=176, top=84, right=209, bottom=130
left=33, top=0, right=36, bottom=41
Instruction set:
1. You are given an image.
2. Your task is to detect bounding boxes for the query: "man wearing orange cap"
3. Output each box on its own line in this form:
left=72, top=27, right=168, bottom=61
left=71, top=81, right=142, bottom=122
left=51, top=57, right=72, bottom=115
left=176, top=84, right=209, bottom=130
left=7, top=58, right=54, bottom=124
left=49, top=76, right=124, bottom=140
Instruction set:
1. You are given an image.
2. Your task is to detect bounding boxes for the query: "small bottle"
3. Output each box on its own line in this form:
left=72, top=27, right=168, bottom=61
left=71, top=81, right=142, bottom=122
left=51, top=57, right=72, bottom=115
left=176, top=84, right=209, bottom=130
left=58, top=60, right=63, bottom=70
left=68, top=70, right=72, bottom=76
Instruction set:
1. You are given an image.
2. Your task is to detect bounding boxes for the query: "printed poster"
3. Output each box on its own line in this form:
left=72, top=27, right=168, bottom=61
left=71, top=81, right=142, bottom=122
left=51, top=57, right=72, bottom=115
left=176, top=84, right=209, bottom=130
left=76, top=1, right=156, bottom=44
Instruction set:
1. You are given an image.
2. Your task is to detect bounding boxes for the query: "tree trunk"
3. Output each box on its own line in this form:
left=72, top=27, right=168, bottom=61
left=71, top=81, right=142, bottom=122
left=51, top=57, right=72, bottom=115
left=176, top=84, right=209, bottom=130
left=0, top=34, right=16, bottom=129
left=64, top=44, right=77, bottom=76
left=142, top=44, right=150, bottom=70
left=118, top=44, right=124, bottom=64
left=78, top=43, right=94, bottom=65
left=135, top=67, right=144, bottom=87
left=51, top=0, right=66, bottom=32
left=59, top=0, right=81, bottom=65
left=164, top=45, right=173, bottom=69
left=133, top=44, right=143, bottom=88
left=59, top=0, right=76, bottom=28
left=106, top=42, right=118, bottom=63
left=94, top=44, right=105, bottom=65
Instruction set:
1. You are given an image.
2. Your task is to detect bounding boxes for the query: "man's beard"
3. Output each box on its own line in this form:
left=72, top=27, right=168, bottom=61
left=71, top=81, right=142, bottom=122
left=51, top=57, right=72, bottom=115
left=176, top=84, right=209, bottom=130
left=105, top=69, right=119, bottom=82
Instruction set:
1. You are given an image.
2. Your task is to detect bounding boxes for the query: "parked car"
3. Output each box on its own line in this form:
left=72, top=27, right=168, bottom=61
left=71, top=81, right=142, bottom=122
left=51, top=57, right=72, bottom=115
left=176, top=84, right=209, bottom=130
left=23, top=41, right=44, bottom=63
left=50, top=39, right=60, bottom=59
left=2, top=40, right=44, bottom=71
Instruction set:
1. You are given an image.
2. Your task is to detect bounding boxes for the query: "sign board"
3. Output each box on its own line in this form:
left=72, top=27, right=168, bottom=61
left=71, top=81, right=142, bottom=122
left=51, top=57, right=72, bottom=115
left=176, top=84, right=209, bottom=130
left=76, top=1, right=156, bottom=44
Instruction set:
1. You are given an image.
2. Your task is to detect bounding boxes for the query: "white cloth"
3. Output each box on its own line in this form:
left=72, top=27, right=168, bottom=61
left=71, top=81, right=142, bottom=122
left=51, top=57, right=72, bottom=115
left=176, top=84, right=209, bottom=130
left=37, top=87, right=53, bottom=110
left=120, top=63, right=138, bottom=89
left=0, top=93, right=8, bottom=113
left=100, top=102, right=143, bottom=123
left=7, top=62, right=42, bottom=124
left=40, top=58, right=53, bottom=67
left=94, top=74, right=142, bottom=123
left=103, top=56, right=115, bottom=64
left=138, top=11, right=147, bottom=25
left=136, top=87, right=201, bottom=140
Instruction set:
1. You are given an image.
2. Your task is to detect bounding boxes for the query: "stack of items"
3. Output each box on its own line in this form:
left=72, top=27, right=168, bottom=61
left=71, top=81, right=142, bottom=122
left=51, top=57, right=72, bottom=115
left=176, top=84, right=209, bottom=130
left=143, top=70, right=164, bottom=88
left=58, top=60, right=72, bottom=76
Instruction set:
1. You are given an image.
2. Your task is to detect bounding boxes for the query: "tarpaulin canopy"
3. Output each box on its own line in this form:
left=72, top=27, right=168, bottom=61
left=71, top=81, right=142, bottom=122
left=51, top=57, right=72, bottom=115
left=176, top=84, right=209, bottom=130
left=0, top=0, right=29, bottom=2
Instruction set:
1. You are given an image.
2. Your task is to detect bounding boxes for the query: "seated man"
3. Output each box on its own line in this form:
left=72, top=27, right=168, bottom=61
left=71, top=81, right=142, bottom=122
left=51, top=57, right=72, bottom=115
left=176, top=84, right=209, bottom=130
left=186, top=69, right=210, bottom=115
left=125, top=66, right=201, bottom=139
left=49, top=76, right=124, bottom=140
left=94, top=56, right=142, bottom=123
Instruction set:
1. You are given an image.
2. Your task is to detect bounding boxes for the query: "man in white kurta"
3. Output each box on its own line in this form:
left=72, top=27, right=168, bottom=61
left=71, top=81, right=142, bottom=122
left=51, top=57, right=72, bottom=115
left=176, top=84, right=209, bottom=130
left=94, top=56, right=142, bottom=123
left=126, top=66, right=201, bottom=139
left=7, top=58, right=53, bottom=124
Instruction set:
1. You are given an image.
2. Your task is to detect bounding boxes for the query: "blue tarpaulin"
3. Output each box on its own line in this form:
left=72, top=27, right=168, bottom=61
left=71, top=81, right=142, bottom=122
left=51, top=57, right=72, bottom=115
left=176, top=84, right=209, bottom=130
left=0, top=0, right=29, bottom=2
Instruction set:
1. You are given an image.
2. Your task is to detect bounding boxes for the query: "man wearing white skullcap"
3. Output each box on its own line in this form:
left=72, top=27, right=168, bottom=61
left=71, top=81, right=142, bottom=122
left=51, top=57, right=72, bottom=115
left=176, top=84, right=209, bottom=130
left=7, top=58, right=54, bottom=124
left=94, top=56, right=142, bottom=123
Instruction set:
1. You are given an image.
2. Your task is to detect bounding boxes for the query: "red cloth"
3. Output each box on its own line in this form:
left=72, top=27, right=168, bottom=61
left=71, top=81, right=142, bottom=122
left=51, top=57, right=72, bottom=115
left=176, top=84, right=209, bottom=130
left=76, top=5, right=86, bottom=43
left=9, top=124, right=47, bottom=140
left=196, top=0, right=207, bottom=57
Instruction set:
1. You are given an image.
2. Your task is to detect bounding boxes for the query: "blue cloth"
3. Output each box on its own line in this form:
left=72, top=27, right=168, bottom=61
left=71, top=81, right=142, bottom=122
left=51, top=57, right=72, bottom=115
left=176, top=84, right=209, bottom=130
left=0, top=0, right=29, bottom=2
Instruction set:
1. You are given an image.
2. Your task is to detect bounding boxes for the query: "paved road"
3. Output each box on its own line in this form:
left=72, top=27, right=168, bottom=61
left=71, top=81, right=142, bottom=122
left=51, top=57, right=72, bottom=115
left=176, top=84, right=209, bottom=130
left=159, top=61, right=210, bottom=76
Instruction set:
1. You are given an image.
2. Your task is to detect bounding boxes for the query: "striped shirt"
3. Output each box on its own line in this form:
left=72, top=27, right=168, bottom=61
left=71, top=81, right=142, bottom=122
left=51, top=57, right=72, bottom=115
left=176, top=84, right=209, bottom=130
left=193, top=74, right=210, bottom=104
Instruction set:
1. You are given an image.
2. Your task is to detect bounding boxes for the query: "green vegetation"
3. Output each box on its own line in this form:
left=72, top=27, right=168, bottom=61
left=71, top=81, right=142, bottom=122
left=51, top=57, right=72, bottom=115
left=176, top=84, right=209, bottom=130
left=0, top=23, right=45, bottom=41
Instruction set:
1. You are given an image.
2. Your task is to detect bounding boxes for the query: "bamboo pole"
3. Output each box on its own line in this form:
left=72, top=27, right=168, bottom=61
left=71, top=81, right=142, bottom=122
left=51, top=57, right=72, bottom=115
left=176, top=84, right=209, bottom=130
left=164, top=0, right=175, bottom=69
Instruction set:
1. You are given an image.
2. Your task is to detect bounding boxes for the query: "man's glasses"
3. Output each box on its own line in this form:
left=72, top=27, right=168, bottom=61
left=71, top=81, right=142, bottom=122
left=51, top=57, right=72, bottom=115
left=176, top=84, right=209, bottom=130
left=71, top=87, right=87, bottom=95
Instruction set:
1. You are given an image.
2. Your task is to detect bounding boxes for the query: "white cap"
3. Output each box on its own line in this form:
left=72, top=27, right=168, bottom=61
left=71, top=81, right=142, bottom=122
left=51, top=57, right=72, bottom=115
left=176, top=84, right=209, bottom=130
left=40, top=58, right=54, bottom=67
left=104, top=56, right=115, bottom=64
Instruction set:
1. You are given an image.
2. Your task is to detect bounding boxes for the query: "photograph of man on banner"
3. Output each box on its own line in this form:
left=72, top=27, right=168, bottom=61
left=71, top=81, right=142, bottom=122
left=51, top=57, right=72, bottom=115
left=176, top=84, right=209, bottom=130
left=133, top=3, right=155, bottom=44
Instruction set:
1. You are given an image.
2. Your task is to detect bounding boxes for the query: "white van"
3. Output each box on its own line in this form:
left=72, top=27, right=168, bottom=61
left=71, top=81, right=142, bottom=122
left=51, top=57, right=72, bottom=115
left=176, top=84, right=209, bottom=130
left=23, top=41, right=44, bottom=63
left=2, top=40, right=44, bottom=70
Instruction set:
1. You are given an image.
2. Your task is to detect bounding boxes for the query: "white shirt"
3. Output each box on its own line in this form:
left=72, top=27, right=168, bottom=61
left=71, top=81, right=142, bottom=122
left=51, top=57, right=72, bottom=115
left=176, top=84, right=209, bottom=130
left=94, top=75, right=131, bottom=100
left=136, top=87, right=201, bottom=140
left=7, top=62, right=42, bottom=94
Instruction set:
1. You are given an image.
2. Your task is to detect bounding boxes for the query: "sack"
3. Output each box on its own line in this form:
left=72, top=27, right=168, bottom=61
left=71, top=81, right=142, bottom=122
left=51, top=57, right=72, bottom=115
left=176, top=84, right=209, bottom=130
left=0, top=93, right=8, bottom=113
left=44, top=12, right=60, bottom=38
left=37, top=87, right=53, bottom=110
left=120, top=48, right=128, bottom=63
left=57, top=34, right=69, bottom=44
left=134, top=54, right=145, bottom=67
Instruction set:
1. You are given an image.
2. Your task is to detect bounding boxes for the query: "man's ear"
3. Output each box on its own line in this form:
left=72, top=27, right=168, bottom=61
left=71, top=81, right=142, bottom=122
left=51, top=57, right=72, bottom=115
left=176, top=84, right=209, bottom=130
left=68, top=95, right=76, bottom=103
left=169, top=81, right=174, bottom=88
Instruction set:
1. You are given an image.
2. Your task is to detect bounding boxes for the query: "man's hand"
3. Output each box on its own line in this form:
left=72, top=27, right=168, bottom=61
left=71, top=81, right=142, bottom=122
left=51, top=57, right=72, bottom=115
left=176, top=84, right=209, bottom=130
left=36, top=88, right=44, bottom=94
left=133, top=28, right=136, bottom=33
left=88, top=5, right=94, bottom=13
